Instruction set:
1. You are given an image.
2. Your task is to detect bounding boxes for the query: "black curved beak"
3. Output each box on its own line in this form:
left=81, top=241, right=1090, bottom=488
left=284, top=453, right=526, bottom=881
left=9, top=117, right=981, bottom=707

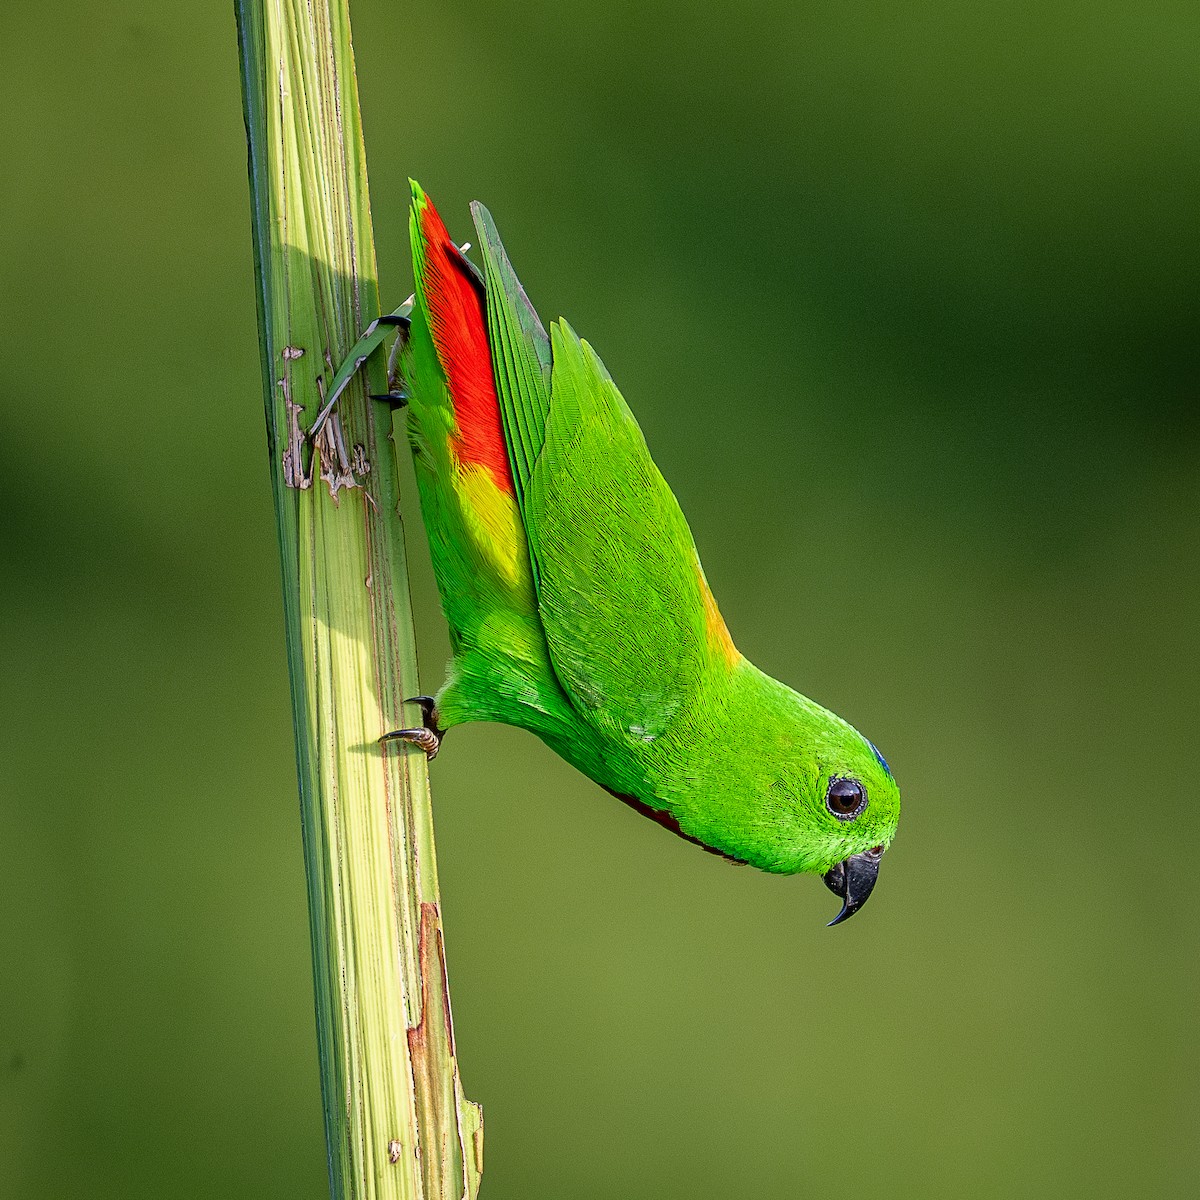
left=822, top=845, right=884, bottom=926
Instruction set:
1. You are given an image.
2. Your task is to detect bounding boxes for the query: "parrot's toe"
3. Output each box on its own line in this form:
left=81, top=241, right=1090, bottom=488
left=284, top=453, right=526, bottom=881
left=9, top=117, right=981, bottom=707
left=379, top=696, right=445, bottom=760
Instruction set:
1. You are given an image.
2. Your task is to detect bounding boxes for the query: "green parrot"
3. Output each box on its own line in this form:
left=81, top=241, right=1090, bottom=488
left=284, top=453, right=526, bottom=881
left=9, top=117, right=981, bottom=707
left=379, top=183, right=900, bottom=924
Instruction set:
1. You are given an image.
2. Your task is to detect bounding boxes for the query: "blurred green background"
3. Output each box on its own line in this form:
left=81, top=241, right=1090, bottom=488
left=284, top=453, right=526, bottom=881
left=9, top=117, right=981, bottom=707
left=2, top=1, right=1197, bottom=1196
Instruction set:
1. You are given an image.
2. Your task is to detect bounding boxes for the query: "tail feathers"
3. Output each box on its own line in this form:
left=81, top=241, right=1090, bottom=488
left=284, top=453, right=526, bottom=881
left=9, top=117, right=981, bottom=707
left=409, top=182, right=514, bottom=495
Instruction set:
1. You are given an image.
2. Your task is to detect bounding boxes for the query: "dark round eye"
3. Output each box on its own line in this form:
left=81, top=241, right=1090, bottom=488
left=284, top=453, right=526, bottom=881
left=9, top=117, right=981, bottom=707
left=826, top=777, right=867, bottom=820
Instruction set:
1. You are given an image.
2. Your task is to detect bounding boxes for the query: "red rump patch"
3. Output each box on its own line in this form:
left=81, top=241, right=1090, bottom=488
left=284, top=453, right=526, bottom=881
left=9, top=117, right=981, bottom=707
left=419, top=199, right=514, bottom=494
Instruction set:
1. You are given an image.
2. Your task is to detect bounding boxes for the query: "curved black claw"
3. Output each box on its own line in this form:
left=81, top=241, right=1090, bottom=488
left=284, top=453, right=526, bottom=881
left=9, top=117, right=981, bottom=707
left=822, top=845, right=884, bottom=926
left=407, top=696, right=445, bottom=737
left=379, top=696, right=445, bottom=760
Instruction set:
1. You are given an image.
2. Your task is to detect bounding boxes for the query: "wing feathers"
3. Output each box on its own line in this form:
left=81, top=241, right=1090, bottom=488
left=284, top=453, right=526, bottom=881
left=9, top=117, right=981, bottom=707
left=525, top=319, right=717, bottom=744
left=470, top=203, right=551, bottom=516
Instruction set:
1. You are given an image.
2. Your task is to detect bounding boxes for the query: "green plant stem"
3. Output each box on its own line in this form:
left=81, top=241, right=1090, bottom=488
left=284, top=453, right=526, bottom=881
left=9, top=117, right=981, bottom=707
left=235, top=2, right=482, bottom=1197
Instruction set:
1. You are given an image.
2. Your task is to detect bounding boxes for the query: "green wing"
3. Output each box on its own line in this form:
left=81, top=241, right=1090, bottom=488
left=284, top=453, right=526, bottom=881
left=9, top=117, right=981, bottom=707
left=471, top=205, right=719, bottom=748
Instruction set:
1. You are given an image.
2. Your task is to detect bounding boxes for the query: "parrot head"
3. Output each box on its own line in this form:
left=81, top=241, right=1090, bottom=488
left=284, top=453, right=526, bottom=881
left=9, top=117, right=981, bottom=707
left=661, top=665, right=901, bottom=924
left=789, top=728, right=899, bottom=926
left=713, top=676, right=901, bottom=925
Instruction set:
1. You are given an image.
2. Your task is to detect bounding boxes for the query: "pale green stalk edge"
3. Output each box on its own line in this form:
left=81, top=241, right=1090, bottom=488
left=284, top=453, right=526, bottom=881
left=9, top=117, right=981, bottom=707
left=235, top=2, right=482, bottom=1198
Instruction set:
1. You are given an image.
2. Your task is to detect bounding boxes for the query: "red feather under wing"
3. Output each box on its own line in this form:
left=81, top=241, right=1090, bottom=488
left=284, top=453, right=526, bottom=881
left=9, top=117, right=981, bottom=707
left=419, top=200, right=514, bottom=495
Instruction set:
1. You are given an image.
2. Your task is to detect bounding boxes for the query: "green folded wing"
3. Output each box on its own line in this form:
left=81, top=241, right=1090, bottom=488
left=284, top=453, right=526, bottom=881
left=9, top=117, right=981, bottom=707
left=530, top=321, right=715, bottom=746
left=469, top=205, right=717, bottom=747
left=469, top=202, right=551, bottom=521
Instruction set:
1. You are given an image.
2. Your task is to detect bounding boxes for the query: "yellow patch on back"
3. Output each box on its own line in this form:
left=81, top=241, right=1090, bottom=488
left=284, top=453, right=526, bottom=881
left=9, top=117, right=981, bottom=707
left=696, top=558, right=740, bottom=668
left=455, top=462, right=533, bottom=596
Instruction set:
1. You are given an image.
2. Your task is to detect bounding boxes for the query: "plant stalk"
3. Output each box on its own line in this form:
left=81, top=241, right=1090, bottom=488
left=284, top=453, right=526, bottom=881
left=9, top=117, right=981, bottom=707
left=235, top=2, right=482, bottom=1197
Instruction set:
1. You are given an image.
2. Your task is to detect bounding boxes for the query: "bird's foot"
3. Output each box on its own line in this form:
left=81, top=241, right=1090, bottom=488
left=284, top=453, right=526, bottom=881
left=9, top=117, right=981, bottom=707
left=309, top=299, right=414, bottom=439
left=379, top=695, right=445, bottom=760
